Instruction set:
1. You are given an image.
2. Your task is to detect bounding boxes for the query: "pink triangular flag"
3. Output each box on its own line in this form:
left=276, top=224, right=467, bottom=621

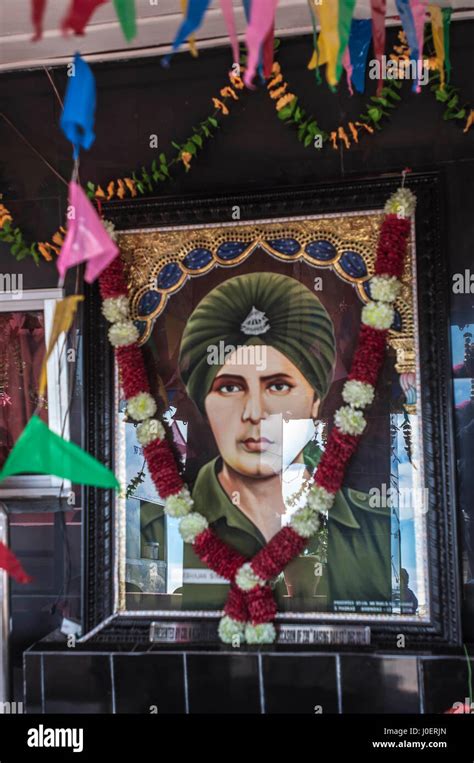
left=57, top=181, right=119, bottom=283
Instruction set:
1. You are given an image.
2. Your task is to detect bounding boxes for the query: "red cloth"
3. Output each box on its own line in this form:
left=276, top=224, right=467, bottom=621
left=61, top=0, right=108, bottom=35
left=0, top=542, right=32, bottom=584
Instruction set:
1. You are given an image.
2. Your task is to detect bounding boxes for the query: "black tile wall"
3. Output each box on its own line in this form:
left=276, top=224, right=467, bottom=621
left=113, top=654, right=185, bottom=714
left=340, top=656, right=420, bottom=713
left=421, top=658, right=474, bottom=714
left=186, top=654, right=261, bottom=714
left=262, top=655, right=338, bottom=714
left=24, top=650, right=474, bottom=715
left=23, top=653, right=42, bottom=713
left=42, top=654, right=113, bottom=714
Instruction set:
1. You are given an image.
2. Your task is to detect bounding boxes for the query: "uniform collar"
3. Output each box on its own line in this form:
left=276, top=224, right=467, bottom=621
left=192, top=457, right=360, bottom=531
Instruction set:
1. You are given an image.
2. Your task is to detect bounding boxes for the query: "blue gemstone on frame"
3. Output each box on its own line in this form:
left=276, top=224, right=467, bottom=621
left=392, top=310, right=402, bottom=332
left=340, top=251, right=367, bottom=278
left=138, top=290, right=162, bottom=316
left=266, top=238, right=301, bottom=255
left=305, top=240, right=337, bottom=261
left=157, top=262, right=182, bottom=289
left=183, top=248, right=213, bottom=270
left=216, top=241, right=247, bottom=260
left=134, top=320, right=147, bottom=338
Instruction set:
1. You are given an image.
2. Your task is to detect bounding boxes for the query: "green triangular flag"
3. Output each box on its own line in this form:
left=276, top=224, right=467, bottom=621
left=0, top=415, right=119, bottom=489
left=113, top=0, right=137, bottom=42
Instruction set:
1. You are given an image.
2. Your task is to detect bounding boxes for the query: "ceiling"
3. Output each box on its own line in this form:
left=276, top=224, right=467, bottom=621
left=0, top=0, right=473, bottom=71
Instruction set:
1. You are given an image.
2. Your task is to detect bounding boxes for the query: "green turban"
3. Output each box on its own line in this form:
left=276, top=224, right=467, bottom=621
left=179, top=272, right=336, bottom=414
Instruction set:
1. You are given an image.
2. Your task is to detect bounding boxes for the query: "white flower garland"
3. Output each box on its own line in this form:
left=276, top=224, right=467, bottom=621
left=384, top=188, right=416, bottom=218
left=164, top=486, right=194, bottom=517
left=342, top=379, right=375, bottom=409
left=126, top=391, right=157, bottom=422
left=334, top=405, right=366, bottom=436
left=136, top=418, right=165, bottom=446
left=235, top=562, right=266, bottom=591
left=102, top=295, right=130, bottom=323
left=361, top=301, right=394, bottom=331
left=370, top=275, right=401, bottom=303
left=108, top=320, right=139, bottom=347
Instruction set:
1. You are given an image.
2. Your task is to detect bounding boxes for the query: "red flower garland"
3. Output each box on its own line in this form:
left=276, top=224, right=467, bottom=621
left=100, top=202, right=412, bottom=637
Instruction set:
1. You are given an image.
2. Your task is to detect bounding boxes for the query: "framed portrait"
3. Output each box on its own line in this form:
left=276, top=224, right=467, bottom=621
left=81, top=173, right=460, bottom=647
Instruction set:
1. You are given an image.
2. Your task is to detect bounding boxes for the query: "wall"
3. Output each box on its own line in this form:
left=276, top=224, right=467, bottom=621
left=1, top=22, right=474, bottom=705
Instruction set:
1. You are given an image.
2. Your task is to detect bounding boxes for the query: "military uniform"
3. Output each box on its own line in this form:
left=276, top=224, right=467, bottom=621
left=140, top=443, right=392, bottom=613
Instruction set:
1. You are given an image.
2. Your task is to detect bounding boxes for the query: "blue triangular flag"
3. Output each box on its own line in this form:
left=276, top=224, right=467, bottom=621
left=60, top=53, right=96, bottom=160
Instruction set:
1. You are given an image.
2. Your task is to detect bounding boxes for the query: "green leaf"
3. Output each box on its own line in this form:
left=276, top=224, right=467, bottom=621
left=160, top=163, right=170, bottom=178
left=435, top=88, right=449, bottom=102
left=208, top=117, right=218, bottom=127
left=86, top=181, right=96, bottom=191
left=183, top=142, right=197, bottom=156
left=304, top=134, right=313, bottom=148
left=371, top=96, right=389, bottom=107
left=171, top=141, right=181, bottom=150
left=159, top=153, right=167, bottom=165
left=448, top=94, right=459, bottom=108
left=191, top=134, right=203, bottom=148
left=392, top=79, right=403, bottom=89
left=1, top=234, right=14, bottom=243
left=367, top=106, right=383, bottom=123
left=277, top=105, right=293, bottom=121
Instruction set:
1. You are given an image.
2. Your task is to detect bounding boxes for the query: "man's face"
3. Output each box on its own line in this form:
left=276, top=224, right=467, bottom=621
left=204, top=346, right=320, bottom=478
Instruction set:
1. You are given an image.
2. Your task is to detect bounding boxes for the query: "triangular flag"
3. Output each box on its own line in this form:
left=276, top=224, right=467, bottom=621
left=57, top=182, right=119, bottom=283
left=163, top=0, right=212, bottom=65
left=0, top=415, right=119, bottom=489
left=113, top=0, right=136, bottom=42
left=61, top=0, right=108, bottom=36
left=348, top=19, right=372, bottom=94
left=370, top=0, right=387, bottom=95
left=38, top=295, right=85, bottom=398
left=244, top=0, right=278, bottom=88
left=31, top=0, right=47, bottom=41
left=0, top=542, right=33, bottom=584
left=60, top=53, right=96, bottom=160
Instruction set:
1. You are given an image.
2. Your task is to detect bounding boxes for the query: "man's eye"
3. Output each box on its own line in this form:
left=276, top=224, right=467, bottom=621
left=268, top=383, right=291, bottom=393
left=218, top=384, right=242, bottom=394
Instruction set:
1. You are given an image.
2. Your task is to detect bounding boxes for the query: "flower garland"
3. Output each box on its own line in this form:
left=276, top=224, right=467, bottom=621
left=99, top=185, right=416, bottom=645
left=269, top=31, right=474, bottom=151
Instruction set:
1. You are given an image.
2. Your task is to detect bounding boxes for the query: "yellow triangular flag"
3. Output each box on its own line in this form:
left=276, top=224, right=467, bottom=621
left=38, top=295, right=84, bottom=398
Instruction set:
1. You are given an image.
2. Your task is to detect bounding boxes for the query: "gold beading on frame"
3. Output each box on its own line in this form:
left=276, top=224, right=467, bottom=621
left=118, top=213, right=415, bottom=373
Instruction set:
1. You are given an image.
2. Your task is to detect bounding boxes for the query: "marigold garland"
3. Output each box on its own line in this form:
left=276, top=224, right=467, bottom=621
left=98, top=184, right=415, bottom=644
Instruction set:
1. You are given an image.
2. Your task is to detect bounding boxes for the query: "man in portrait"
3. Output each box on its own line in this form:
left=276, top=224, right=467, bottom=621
left=140, top=272, right=391, bottom=612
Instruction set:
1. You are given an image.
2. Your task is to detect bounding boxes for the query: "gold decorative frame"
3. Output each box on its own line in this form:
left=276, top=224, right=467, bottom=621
left=118, top=212, right=415, bottom=374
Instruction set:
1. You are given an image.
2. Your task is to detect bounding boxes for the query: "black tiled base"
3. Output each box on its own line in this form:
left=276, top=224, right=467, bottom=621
left=186, top=654, right=261, bottom=713
left=113, top=654, right=186, bottom=713
left=24, top=648, right=473, bottom=714
left=340, top=655, right=420, bottom=713
left=262, top=655, right=339, bottom=714
left=421, top=658, right=474, bottom=714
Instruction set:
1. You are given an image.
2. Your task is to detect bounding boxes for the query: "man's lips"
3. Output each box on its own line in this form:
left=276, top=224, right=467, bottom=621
left=241, top=437, right=274, bottom=453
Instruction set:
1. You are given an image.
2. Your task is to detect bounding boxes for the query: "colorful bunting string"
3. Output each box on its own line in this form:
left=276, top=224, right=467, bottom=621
left=0, top=414, right=119, bottom=488
left=163, top=0, right=212, bottom=66
left=60, top=53, right=96, bottom=160
left=0, top=541, right=32, bottom=584
left=370, top=0, right=387, bottom=94
left=348, top=18, right=373, bottom=94
left=113, top=0, right=136, bottom=42
left=244, top=0, right=278, bottom=88
left=57, top=181, right=119, bottom=283
left=61, top=0, right=108, bottom=36
left=38, top=296, right=85, bottom=397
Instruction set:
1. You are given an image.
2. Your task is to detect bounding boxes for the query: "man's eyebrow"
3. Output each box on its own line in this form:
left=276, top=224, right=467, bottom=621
left=260, top=373, right=295, bottom=382
left=213, top=374, right=246, bottom=382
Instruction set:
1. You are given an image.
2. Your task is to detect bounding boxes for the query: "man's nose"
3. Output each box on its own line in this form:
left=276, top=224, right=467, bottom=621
left=242, top=393, right=267, bottom=424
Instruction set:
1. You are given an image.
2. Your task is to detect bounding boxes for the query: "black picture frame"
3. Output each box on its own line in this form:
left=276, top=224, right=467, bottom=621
left=81, top=171, right=462, bottom=649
